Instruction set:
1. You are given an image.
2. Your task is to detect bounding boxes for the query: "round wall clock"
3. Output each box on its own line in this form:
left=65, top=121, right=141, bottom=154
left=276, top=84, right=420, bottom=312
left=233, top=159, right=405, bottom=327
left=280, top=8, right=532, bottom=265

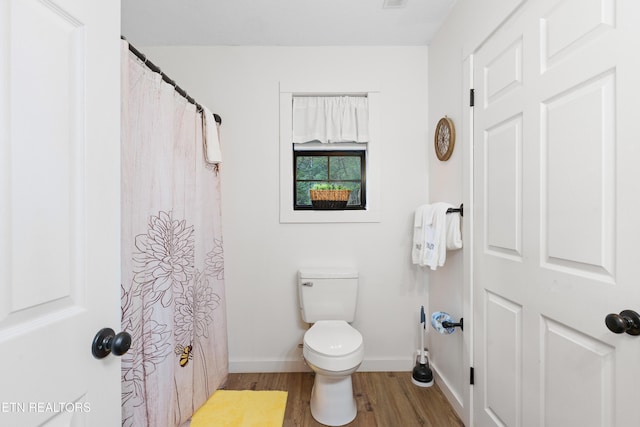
left=434, top=116, right=455, bottom=161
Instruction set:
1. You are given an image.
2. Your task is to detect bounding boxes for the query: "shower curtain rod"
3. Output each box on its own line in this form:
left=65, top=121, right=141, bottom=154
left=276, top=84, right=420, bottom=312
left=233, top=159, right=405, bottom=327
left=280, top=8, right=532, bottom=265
left=122, top=36, right=222, bottom=125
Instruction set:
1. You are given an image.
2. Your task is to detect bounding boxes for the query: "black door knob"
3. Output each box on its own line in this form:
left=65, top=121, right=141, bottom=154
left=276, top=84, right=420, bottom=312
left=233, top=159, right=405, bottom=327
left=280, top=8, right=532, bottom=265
left=92, top=328, right=132, bottom=359
left=605, top=310, right=640, bottom=336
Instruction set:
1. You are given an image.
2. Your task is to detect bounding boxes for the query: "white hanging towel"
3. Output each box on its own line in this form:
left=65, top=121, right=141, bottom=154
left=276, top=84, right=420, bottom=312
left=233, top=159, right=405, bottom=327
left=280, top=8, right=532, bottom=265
left=203, top=107, right=222, bottom=164
left=412, top=204, right=434, bottom=265
left=446, top=209, right=463, bottom=250
left=412, top=203, right=460, bottom=270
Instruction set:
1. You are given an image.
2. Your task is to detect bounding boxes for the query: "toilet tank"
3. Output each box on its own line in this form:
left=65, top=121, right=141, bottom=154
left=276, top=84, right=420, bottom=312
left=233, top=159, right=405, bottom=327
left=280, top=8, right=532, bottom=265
left=298, top=269, right=359, bottom=323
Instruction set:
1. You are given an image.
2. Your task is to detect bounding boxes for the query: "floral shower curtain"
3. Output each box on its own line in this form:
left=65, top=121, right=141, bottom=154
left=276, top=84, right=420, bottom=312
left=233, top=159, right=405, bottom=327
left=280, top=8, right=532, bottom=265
left=120, top=41, right=228, bottom=427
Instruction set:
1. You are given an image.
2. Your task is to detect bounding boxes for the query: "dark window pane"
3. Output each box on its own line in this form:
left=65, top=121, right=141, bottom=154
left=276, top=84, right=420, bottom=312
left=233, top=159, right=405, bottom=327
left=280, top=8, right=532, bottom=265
left=296, top=156, right=328, bottom=180
left=296, top=181, right=316, bottom=206
left=329, top=157, right=361, bottom=180
left=342, top=182, right=361, bottom=205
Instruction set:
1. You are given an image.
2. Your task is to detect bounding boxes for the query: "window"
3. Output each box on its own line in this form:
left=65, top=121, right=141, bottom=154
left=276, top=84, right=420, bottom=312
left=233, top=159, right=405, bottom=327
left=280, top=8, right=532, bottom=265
left=279, top=84, right=381, bottom=223
left=294, top=149, right=366, bottom=210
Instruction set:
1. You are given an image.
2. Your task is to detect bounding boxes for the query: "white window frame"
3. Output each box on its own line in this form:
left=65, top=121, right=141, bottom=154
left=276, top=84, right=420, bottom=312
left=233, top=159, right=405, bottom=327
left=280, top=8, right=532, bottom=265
left=279, top=82, right=381, bottom=223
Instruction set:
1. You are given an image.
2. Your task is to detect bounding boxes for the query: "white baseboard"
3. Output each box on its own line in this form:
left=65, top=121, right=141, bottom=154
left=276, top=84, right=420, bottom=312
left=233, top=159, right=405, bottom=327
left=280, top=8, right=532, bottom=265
left=229, top=359, right=308, bottom=373
left=229, top=357, right=415, bottom=374
left=431, top=362, right=465, bottom=422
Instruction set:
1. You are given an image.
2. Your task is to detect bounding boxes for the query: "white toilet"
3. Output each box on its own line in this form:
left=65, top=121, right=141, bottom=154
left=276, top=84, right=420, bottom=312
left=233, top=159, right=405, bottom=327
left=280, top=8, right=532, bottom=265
left=298, top=269, right=364, bottom=427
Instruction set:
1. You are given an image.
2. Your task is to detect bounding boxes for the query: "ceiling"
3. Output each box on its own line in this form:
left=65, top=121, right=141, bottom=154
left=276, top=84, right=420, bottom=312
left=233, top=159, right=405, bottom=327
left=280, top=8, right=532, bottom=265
left=121, top=0, right=457, bottom=47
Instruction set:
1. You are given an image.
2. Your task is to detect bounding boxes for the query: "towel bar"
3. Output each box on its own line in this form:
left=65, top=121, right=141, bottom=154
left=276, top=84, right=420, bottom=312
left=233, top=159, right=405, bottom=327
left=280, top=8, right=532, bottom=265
left=446, top=204, right=463, bottom=217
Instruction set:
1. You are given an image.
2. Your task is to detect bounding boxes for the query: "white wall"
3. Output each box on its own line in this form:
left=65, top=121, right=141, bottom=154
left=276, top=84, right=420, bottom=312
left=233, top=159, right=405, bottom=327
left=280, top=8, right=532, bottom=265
left=427, top=0, right=526, bottom=423
left=142, top=46, right=431, bottom=372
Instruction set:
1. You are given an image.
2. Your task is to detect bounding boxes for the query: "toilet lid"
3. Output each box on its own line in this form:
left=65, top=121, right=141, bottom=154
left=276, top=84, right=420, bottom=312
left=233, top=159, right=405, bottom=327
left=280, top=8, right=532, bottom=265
left=304, top=320, right=363, bottom=356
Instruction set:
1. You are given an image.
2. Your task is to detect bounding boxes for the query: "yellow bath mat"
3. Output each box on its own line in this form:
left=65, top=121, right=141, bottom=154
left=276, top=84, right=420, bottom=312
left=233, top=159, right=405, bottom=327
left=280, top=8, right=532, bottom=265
left=191, top=390, right=288, bottom=427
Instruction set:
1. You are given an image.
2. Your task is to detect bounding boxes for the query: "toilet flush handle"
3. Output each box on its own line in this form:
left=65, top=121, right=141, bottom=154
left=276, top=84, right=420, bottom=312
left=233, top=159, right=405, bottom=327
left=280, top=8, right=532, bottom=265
left=302, top=282, right=314, bottom=287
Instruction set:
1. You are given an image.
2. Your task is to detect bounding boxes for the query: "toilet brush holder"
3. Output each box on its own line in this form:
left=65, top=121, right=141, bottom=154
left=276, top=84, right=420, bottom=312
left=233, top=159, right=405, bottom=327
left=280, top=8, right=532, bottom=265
left=411, top=349, right=433, bottom=387
left=412, top=306, right=433, bottom=387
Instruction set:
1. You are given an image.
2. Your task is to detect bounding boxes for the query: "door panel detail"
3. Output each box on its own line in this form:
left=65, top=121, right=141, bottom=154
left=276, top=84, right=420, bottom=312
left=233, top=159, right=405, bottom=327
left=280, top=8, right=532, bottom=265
left=485, top=37, right=523, bottom=107
left=541, top=0, right=615, bottom=71
left=541, top=70, right=615, bottom=281
left=484, top=291, right=523, bottom=427
left=484, top=114, right=523, bottom=260
left=541, top=317, right=614, bottom=427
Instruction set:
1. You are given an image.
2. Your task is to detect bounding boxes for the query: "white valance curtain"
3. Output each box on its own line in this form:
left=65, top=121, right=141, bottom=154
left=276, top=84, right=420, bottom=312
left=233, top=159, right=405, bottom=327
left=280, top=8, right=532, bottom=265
left=292, top=96, right=369, bottom=144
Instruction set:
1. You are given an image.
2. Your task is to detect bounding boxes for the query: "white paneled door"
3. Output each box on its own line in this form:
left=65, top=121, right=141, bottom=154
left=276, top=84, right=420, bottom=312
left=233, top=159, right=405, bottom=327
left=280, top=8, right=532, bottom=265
left=473, top=0, right=640, bottom=425
left=0, top=0, right=121, bottom=425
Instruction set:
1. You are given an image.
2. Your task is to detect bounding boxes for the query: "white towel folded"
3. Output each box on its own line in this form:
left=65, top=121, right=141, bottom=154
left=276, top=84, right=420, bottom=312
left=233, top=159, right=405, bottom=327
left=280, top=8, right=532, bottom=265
left=412, top=204, right=433, bottom=265
left=446, top=210, right=463, bottom=250
left=427, top=203, right=450, bottom=269
left=203, top=107, right=222, bottom=164
left=412, top=202, right=462, bottom=270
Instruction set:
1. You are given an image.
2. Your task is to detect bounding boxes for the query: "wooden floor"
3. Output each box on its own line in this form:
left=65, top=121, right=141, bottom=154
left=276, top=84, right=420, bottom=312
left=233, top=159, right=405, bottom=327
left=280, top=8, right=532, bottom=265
left=224, top=372, right=464, bottom=427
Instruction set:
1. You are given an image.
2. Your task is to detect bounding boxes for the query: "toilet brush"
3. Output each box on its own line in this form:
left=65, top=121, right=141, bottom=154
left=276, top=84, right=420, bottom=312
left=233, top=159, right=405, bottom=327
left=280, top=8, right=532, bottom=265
left=411, top=306, right=433, bottom=387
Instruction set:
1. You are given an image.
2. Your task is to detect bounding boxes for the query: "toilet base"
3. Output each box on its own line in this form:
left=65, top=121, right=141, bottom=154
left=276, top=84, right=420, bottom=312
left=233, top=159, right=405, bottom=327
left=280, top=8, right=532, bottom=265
left=309, top=372, right=357, bottom=426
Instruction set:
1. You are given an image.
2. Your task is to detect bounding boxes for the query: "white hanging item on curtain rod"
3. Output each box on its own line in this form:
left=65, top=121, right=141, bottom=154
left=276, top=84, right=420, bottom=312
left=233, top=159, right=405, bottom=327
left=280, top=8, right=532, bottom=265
left=203, top=107, right=222, bottom=165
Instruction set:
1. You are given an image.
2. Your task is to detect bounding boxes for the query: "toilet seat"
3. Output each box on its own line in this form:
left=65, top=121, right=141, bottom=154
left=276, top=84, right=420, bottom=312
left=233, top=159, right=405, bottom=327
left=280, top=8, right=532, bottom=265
left=303, top=320, right=364, bottom=372
left=305, top=320, right=363, bottom=355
